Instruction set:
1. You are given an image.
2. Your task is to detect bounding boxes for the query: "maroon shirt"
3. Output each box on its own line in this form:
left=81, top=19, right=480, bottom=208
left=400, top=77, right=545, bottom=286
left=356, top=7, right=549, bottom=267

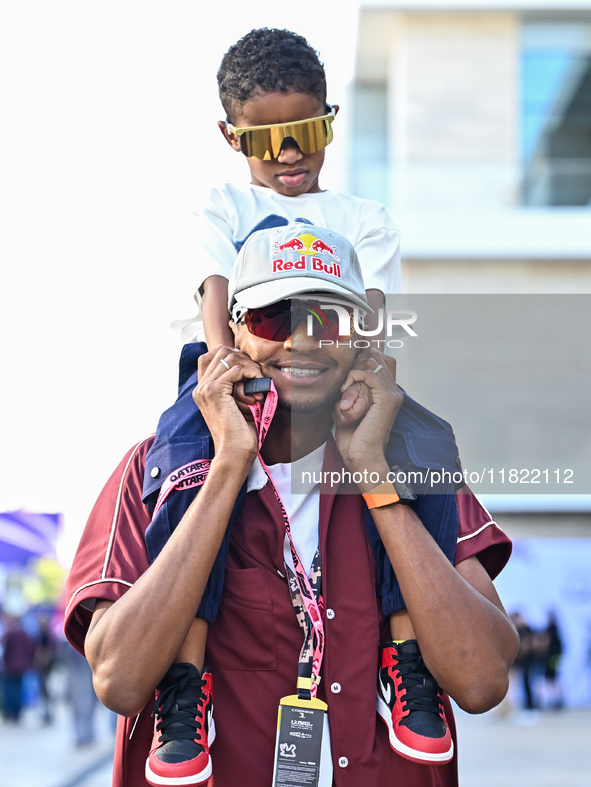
left=65, top=437, right=511, bottom=787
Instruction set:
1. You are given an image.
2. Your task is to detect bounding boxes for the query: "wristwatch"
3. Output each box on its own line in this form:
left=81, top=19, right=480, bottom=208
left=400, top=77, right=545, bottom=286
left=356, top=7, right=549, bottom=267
left=389, top=464, right=417, bottom=502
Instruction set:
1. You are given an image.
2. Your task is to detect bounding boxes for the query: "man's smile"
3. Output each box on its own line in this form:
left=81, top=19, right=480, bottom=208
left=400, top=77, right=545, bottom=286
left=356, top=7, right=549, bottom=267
left=272, top=360, right=331, bottom=385
left=283, top=368, right=321, bottom=376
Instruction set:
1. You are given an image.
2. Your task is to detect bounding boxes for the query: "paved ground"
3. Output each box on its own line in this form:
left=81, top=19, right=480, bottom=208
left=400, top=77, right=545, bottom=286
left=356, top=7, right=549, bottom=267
left=3, top=700, right=590, bottom=786
left=1, top=701, right=115, bottom=787
left=455, top=705, right=591, bottom=787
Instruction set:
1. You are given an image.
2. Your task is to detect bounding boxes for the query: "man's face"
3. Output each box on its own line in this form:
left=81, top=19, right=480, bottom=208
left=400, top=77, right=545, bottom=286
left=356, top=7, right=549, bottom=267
left=231, top=299, right=358, bottom=414
left=219, top=91, right=329, bottom=197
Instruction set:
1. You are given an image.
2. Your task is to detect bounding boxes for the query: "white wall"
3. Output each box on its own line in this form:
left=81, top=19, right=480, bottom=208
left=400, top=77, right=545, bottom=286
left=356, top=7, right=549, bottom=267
left=0, top=0, right=360, bottom=565
left=389, top=12, right=520, bottom=212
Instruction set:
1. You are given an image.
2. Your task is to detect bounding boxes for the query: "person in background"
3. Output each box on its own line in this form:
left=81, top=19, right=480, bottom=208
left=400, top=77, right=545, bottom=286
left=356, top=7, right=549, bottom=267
left=543, top=611, right=563, bottom=710
left=511, top=611, right=537, bottom=714
left=35, top=614, right=57, bottom=725
left=61, top=639, right=99, bottom=747
left=1, top=614, right=35, bottom=722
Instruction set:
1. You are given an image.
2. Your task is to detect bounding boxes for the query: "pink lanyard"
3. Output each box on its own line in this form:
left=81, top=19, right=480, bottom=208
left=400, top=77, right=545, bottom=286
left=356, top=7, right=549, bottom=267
left=152, top=382, right=325, bottom=697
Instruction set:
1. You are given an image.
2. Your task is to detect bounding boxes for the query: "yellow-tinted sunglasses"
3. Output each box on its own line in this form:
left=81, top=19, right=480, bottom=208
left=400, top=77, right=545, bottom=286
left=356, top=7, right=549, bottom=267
left=227, top=107, right=335, bottom=160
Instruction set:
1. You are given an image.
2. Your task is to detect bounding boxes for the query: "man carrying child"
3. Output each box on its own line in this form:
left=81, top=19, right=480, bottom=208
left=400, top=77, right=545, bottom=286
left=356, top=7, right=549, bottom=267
left=65, top=222, right=517, bottom=787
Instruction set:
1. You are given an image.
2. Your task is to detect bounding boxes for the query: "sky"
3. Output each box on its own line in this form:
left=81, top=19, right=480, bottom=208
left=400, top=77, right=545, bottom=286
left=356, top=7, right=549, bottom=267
left=0, top=1, right=360, bottom=565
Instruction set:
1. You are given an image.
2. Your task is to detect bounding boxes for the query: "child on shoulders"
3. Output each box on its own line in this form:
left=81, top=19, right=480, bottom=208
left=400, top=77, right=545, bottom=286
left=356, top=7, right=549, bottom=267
left=184, top=27, right=400, bottom=348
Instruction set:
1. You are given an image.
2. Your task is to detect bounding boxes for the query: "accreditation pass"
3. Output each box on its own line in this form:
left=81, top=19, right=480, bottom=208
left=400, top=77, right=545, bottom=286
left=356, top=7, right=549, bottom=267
left=272, top=695, right=333, bottom=787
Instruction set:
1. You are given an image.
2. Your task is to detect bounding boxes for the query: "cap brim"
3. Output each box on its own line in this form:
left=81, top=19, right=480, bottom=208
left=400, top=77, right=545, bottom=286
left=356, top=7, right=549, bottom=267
left=234, top=277, right=373, bottom=314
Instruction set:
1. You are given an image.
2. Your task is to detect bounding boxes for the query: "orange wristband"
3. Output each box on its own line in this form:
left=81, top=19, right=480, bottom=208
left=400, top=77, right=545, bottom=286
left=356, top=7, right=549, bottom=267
left=362, top=481, right=400, bottom=509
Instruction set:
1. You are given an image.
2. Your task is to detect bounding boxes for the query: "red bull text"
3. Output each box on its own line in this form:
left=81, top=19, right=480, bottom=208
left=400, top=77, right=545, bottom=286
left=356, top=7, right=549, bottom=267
left=272, top=256, right=342, bottom=277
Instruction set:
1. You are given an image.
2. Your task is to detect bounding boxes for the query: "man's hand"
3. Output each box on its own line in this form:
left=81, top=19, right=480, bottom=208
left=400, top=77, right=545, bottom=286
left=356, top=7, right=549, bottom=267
left=194, top=346, right=265, bottom=465
left=87, top=347, right=265, bottom=717
left=333, top=350, right=399, bottom=426
left=333, top=349, right=403, bottom=492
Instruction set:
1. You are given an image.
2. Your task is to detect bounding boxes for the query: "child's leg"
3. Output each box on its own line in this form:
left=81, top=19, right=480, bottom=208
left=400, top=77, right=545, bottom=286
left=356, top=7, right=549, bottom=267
left=377, top=633, right=453, bottom=766
left=368, top=497, right=457, bottom=766
left=380, top=604, right=453, bottom=766
left=174, top=617, right=208, bottom=672
left=143, top=343, right=245, bottom=785
left=389, top=609, right=416, bottom=642
left=146, top=616, right=214, bottom=787
left=145, top=485, right=244, bottom=786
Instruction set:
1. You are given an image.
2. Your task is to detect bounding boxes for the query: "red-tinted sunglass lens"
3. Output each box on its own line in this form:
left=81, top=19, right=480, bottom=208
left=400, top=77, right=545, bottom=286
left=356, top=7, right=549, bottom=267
left=245, top=304, right=292, bottom=341
left=245, top=302, right=354, bottom=342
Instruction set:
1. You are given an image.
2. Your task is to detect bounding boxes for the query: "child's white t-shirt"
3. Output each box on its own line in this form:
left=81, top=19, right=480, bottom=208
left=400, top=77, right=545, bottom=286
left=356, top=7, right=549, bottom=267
left=177, top=182, right=401, bottom=341
left=193, top=182, right=401, bottom=295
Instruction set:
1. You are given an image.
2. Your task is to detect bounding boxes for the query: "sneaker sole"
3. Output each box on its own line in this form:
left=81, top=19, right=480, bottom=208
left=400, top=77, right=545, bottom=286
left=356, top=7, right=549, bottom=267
left=145, top=721, right=216, bottom=786
left=376, top=694, right=454, bottom=765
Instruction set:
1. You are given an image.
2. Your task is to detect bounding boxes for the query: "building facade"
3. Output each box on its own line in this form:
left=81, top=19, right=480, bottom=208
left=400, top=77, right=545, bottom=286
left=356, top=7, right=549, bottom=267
left=350, top=1, right=591, bottom=518
left=351, top=0, right=591, bottom=295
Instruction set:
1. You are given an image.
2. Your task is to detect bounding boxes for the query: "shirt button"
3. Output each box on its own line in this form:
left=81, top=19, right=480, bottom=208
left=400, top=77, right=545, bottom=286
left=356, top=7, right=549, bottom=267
left=150, top=467, right=160, bottom=478
left=331, top=682, right=341, bottom=694
left=326, top=608, right=335, bottom=619
left=338, top=757, right=348, bottom=768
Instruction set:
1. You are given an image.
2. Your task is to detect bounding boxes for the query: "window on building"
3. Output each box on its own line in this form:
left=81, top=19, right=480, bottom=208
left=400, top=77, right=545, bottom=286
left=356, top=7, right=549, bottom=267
left=350, top=83, right=389, bottom=205
left=522, top=20, right=591, bottom=206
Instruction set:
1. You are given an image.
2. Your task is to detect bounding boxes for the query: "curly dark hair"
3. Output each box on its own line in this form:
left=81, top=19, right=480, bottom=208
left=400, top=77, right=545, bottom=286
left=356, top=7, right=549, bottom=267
left=217, top=28, right=327, bottom=122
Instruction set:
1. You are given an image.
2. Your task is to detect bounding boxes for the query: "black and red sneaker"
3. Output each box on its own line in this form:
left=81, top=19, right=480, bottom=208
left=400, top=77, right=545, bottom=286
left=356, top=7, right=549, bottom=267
left=377, top=640, right=453, bottom=765
left=145, top=663, right=215, bottom=786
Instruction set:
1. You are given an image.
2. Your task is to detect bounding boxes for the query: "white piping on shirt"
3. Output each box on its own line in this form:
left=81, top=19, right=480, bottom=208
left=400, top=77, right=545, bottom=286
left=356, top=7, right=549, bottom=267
left=101, top=438, right=150, bottom=579
left=457, top=520, right=496, bottom=543
left=65, top=578, right=134, bottom=614
left=129, top=713, right=141, bottom=740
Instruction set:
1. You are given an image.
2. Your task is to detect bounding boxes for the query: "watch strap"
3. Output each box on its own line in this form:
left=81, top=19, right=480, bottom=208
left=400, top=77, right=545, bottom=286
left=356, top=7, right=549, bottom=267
left=362, top=481, right=400, bottom=509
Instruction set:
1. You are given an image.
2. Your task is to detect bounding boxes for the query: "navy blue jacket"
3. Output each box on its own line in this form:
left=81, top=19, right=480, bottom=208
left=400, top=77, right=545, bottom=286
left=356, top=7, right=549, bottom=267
left=142, top=343, right=461, bottom=620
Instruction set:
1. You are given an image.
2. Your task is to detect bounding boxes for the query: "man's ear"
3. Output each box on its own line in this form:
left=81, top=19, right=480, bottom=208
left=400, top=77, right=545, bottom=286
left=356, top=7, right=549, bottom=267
left=218, top=121, right=242, bottom=153
left=332, top=104, right=340, bottom=117
left=229, top=320, right=239, bottom=346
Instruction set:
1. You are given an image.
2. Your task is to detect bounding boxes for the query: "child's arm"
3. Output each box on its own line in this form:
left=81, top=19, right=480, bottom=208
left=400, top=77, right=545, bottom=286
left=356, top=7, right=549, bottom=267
left=365, top=288, right=386, bottom=342
left=190, top=187, right=242, bottom=348
left=201, top=275, right=234, bottom=348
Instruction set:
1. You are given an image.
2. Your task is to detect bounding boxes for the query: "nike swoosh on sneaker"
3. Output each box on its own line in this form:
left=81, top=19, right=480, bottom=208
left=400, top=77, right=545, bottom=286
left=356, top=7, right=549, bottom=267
left=379, top=674, right=392, bottom=706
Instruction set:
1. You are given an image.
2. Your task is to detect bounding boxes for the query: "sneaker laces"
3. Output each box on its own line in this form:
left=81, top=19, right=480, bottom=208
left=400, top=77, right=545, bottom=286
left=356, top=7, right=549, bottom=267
left=153, top=663, right=207, bottom=746
left=389, top=646, right=443, bottom=718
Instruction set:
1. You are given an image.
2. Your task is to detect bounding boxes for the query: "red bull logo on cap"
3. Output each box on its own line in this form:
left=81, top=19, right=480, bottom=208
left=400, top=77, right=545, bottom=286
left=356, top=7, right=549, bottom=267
left=273, top=233, right=340, bottom=261
left=272, top=231, right=342, bottom=278
left=272, top=256, right=342, bottom=278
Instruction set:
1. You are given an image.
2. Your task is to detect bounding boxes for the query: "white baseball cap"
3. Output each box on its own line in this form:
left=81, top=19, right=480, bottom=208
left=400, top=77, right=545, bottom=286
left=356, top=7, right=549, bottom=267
left=228, top=222, right=371, bottom=322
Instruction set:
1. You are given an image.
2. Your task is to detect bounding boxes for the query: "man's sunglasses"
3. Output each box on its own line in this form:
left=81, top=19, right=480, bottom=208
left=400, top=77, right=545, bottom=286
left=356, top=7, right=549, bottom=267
left=226, top=108, right=335, bottom=160
left=243, top=300, right=354, bottom=342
